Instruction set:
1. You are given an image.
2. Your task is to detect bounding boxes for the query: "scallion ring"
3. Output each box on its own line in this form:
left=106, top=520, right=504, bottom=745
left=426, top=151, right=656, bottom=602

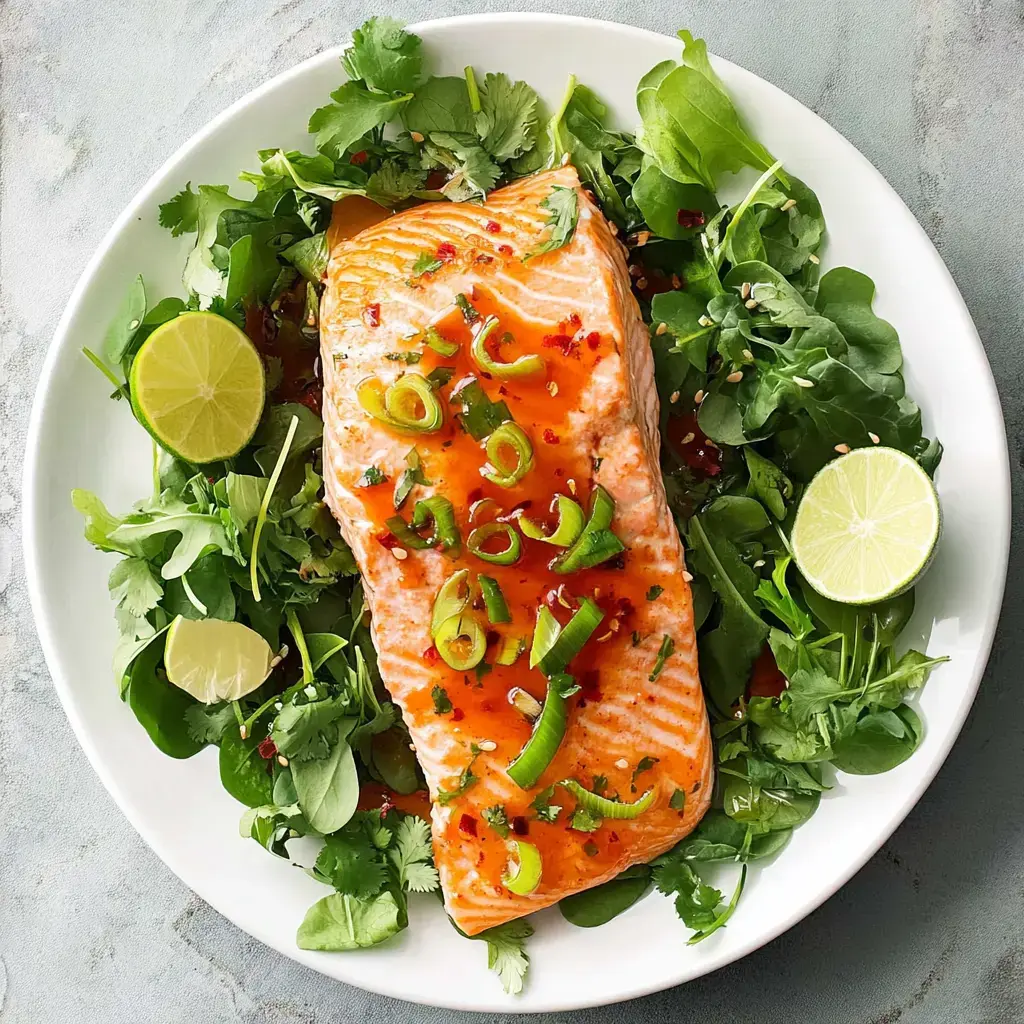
left=502, top=840, right=542, bottom=895
left=471, top=315, right=545, bottom=379
left=467, top=522, right=522, bottom=565
left=431, top=569, right=472, bottom=636
left=496, top=636, right=527, bottom=666
left=506, top=672, right=577, bottom=789
left=481, top=422, right=534, bottom=488
left=478, top=574, right=511, bottom=624
left=356, top=373, right=444, bottom=434
left=559, top=778, right=657, bottom=819
left=434, top=612, right=487, bottom=671
left=535, top=598, right=604, bottom=677
left=519, top=494, right=585, bottom=547
left=386, top=496, right=461, bottom=556
left=550, top=485, right=626, bottom=574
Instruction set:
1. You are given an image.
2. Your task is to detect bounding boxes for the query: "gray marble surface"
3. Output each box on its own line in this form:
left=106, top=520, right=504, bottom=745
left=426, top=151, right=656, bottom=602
left=2, top=1, right=1022, bottom=1020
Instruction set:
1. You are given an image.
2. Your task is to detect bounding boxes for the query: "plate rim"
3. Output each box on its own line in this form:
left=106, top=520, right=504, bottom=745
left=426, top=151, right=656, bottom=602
left=22, top=12, right=1012, bottom=1013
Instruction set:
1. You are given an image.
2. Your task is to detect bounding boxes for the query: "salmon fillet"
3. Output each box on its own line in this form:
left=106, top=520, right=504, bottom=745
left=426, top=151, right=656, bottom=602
left=320, top=166, right=713, bottom=935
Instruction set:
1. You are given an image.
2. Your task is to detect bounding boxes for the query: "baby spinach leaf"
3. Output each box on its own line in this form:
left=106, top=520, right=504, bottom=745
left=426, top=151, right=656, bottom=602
left=759, top=177, right=825, bottom=275
left=163, top=553, right=236, bottom=621
left=296, top=890, right=402, bottom=951
left=291, top=721, right=359, bottom=834
left=831, top=704, right=922, bottom=774
left=559, top=865, right=651, bottom=927
left=743, top=447, right=792, bottom=519
left=103, top=275, right=146, bottom=364
left=219, top=730, right=274, bottom=807
left=632, top=164, right=717, bottom=240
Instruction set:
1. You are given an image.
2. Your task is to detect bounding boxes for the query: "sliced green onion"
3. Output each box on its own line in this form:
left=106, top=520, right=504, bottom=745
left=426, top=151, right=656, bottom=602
left=536, top=598, right=604, bottom=677
left=471, top=315, right=545, bottom=379
left=529, top=606, right=562, bottom=669
left=434, top=613, right=487, bottom=671
left=482, top=422, right=535, bottom=488
left=559, top=779, right=656, bottom=820
left=357, top=373, right=444, bottom=434
left=551, top=485, right=626, bottom=574
left=431, top=569, right=472, bottom=636
left=469, top=497, right=501, bottom=523
left=507, top=673, right=577, bottom=789
left=424, top=326, right=459, bottom=357
left=386, top=496, right=461, bottom=555
left=467, top=522, right=522, bottom=565
left=496, top=636, right=527, bottom=666
left=478, top=575, right=511, bottom=624
left=455, top=292, right=480, bottom=323
left=451, top=377, right=512, bottom=440
left=520, top=495, right=585, bottom=547
left=502, top=840, right=542, bottom=895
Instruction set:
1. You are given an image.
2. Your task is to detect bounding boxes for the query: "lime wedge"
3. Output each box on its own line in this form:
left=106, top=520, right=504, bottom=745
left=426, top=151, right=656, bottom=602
left=791, top=447, right=940, bottom=605
left=164, top=616, right=275, bottom=704
left=129, top=312, right=265, bottom=463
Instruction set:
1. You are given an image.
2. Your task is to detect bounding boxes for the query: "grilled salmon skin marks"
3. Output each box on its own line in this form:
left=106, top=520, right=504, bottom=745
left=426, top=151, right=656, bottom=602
left=320, top=166, right=713, bottom=935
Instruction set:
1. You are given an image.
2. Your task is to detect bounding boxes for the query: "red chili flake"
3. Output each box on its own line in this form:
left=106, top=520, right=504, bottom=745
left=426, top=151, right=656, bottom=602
left=677, top=208, right=706, bottom=228
left=498, top=244, right=514, bottom=256
left=452, top=708, right=465, bottom=722
left=616, top=596, right=635, bottom=620
left=425, top=169, right=449, bottom=190
left=363, top=303, right=381, bottom=328
left=480, top=700, right=494, bottom=713
left=667, top=411, right=724, bottom=480
left=459, top=814, right=478, bottom=836
left=485, top=219, right=502, bottom=233
left=379, top=797, right=396, bottom=818
left=376, top=531, right=399, bottom=550
left=566, top=312, right=582, bottom=330
left=511, top=816, right=529, bottom=836
left=350, top=150, right=368, bottom=165
left=543, top=428, right=560, bottom=445
left=554, top=468, right=563, bottom=477
left=578, top=670, right=603, bottom=707
left=542, top=333, right=580, bottom=358
left=475, top=254, right=494, bottom=264
left=609, top=831, right=620, bottom=844
left=436, top=241, right=457, bottom=262
left=583, top=841, right=599, bottom=857
left=423, top=645, right=440, bottom=665
left=486, top=630, right=500, bottom=647
left=257, top=737, right=277, bottom=759
left=467, top=487, right=484, bottom=504
left=585, top=331, right=601, bottom=350
left=497, top=384, right=509, bottom=396
left=748, top=644, right=788, bottom=699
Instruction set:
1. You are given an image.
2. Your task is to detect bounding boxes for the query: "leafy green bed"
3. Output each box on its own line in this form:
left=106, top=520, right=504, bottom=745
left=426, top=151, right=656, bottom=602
left=74, top=18, right=944, bottom=994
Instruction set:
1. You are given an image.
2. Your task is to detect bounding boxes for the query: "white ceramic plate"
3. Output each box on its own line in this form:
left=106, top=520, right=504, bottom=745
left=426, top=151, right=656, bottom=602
left=24, top=13, right=1010, bottom=1014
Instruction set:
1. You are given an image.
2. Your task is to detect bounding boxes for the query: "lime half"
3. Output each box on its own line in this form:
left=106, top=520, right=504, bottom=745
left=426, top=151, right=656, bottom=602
left=130, top=312, right=265, bottom=463
left=791, top=447, right=940, bottom=605
left=164, top=616, right=275, bottom=704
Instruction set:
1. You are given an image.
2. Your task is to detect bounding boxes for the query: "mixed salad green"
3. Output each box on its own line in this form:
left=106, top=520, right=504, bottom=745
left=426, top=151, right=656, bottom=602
left=74, top=19, right=945, bottom=994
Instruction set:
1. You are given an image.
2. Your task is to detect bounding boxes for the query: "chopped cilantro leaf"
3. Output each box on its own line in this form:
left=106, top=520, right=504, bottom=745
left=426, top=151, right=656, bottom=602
left=431, top=685, right=453, bottom=714
left=437, top=744, right=481, bottom=805
left=410, top=251, right=444, bottom=278
left=646, top=585, right=664, bottom=601
left=482, top=805, right=511, bottom=838
left=525, top=186, right=579, bottom=260
left=670, top=788, right=687, bottom=811
left=384, top=351, right=422, bottom=364
left=570, top=807, right=602, bottom=833
left=394, top=447, right=431, bottom=509
left=340, top=17, right=423, bottom=95
left=455, top=292, right=480, bottom=323
left=356, top=466, right=388, bottom=488
left=649, top=634, right=675, bottom=682
left=632, top=756, right=659, bottom=783
left=530, top=785, right=562, bottom=823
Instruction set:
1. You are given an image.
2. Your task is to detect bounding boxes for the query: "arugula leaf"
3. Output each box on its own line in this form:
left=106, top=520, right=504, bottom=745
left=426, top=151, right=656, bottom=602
left=308, top=83, right=413, bottom=162
left=282, top=232, right=329, bottom=284
left=475, top=920, right=532, bottom=996
left=341, top=17, right=423, bottom=95
left=475, top=72, right=540, bottom=162
left=755, top=555, right=813, bottom=640
left=743, top=447, right=792, bottom=520
left=296, top=891, right=402, bottom=951
left=158, top=184, right=200, bottom=237
left=108, top=512, right=236, bottom=581
left=760, top=176, right=825, bottom=275
left=525, top=186, right=579, bottom=260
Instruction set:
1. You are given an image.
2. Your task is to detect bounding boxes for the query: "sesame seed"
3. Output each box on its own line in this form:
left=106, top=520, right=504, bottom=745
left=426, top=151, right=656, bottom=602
left=409, top=743, right=417, bottom=751
left=477, top=740, right=497, bottom=752
left=129, top=319, right=140, bottom=330
left=546, top=380, right=559, bottom=397
left=609, top=618, right=620, bottom=632
left=781, top=198, right=797, bottom=211
left=304, top=684, right=318, bottom=699
left=636, top=230, right=651, bottom=247
left=698, top=315, right=714, bottom=327
left=614, top=758, right=629, bottom=769
left=593, top=587, right=602, bottom=599
left=793, top=376, right=814, bottom=388
left=753, top=559, right=765, bottom=569
left=655, top=322, right=668, bottom=336
left=706, top=439, right=718, bottom=449
left=834, top=443, right=851, bottom=454
left=596, top=630, right=614, bottom=643
left=636, top=277, right=648, bottom=290
left=680, top=432, right=695, bottom=444
left=567, top=478, right=577, bottom=495
left=391, top=547, right=408, bottom=560
left=671, top=274, right=682, bottom=289
left=669, top=391, right=680, bottom=404
left=694, top=389, right=705, bottom=405
left=682, top=570, right=694, bottom=582
left=560, top=151, right=571, bottom=166
left=277, top=755, right=289, bottom=767
left=744, top=298, right=759, bottom=309
left=410, top=130, right=424, bottom=143
left=274, top=702, right=283, bottom=711
left=238, top=724, right=248, bottom=740
left=726, top=370, right=744, bottom=383
left=742, top=348, right=754, bottom=362
left=740, top=282, right=752, bottom=300
left=869, top=432, right=881, bottom=444
left=808, top=253, right=820, bottom=265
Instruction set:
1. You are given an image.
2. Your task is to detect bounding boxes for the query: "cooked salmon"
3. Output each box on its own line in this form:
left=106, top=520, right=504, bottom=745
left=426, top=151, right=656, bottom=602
left=320, top=165, right=713, bottom=935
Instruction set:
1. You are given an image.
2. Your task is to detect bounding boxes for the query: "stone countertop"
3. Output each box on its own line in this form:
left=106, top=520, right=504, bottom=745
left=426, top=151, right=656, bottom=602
left=1, top=1, right=1022, bottom=1021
